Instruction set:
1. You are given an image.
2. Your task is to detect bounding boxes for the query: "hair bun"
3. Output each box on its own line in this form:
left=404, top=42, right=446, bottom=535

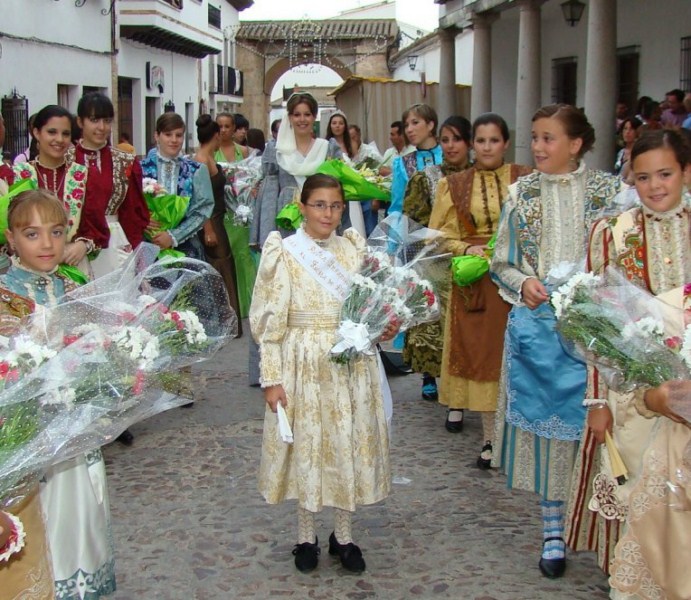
left=196, top=114, right=212, bottom=128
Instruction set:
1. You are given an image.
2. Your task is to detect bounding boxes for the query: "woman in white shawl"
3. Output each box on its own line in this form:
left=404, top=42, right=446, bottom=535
left=249, top=92, right=344, bottom=385
left=251, top=92, right=344, bottom=248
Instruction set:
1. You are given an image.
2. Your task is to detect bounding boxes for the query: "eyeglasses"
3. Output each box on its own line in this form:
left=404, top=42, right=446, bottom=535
left=304, top=202, right=345, bottom=213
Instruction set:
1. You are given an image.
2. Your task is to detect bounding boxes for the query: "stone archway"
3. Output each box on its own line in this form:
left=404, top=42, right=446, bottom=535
left=233, top=18, right=399, bottom=133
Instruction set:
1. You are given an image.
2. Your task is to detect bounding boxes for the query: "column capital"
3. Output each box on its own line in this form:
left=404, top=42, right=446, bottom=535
left=516, top=0, right=547, bottom=11
left=470, top=11, right=499, bottom=29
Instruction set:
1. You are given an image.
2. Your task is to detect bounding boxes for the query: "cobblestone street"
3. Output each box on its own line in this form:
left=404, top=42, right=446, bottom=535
left=105, top=321, right=609, bottom=599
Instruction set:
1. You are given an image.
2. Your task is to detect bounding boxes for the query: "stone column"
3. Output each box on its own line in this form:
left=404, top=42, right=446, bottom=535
left=583, top=0, right=617, bottom=171
left=514, top=0, right=543, bottom=166
left=470, top=13, right=497, bottom=121
left=437, top=27, right=457, bottom=122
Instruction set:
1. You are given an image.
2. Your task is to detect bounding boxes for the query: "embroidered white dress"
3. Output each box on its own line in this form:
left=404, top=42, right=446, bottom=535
left=250, top=229, right=391, bottom=512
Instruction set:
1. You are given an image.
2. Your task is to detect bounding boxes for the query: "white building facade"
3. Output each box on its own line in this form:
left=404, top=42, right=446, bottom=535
left=435, top=0, right=691, bottom=168
left=0, top=0, right=252, bottom=157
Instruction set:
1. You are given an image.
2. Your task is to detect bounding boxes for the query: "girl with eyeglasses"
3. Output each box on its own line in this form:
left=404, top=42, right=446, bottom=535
left=250, top=174, right=397, bottom=575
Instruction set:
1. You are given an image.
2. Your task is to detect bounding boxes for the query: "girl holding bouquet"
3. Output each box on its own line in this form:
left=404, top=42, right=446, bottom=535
left=402, top=115, right=472, bottom=406
left=250, top=174, right=396, bottom=574
left=0, top=189, right=114, bottom=597
left=214, top=113, right=249, bottom=164
left=429, top=113, right=532, bottom=458
left=141, top=112, right=213, bottom=260
left=248, top=93, right=343, bottom=386
left=566, top=130, right=691, bottom=599
left=490, top=104, right=620, bottom=579
left=0, top=105, right=110, bottom=274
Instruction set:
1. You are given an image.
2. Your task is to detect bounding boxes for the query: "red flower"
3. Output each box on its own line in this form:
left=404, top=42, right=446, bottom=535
left=664, top=336, right=683, bottom=350
left=133, top=370, right=145, bottom=395
left=71, top=188, right=84, bottom=200
left=121, top=312, right=137, bottom=323
left=63, top=334, right=81, bottom=346
left=170, top=312, right=181, bottom=322
left=20, top=170, right=31, bottom=179
left=423, top=290, right=435, bottom=307
left=0, top=361, right=10, bottom=379
left=72, top=170, right=86, bottom=182
left=6, top=369, right=19, bottom=383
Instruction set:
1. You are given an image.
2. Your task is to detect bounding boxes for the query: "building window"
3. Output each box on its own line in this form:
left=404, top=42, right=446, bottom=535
left=162, top=0, right=183, bottom=8
left=551, top=57, right=577, bottom=106
left=208, top=4, right=221, bottom=29
left=681, top=36, right=691, bottom=92
left=617, top=46, right=640, bottom=115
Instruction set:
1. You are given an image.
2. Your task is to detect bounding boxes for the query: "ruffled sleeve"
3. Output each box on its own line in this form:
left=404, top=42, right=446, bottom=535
left=428, top=178, right=470, bottom=256
left=489, top=184, right=532, bottom=305
left=249, top=232, right=291, bottom=387
left=169, top=163, right=214, bottom=245
left=118, top=158, right=150, bottom=248
left=342, top=227, right=367, bottom=265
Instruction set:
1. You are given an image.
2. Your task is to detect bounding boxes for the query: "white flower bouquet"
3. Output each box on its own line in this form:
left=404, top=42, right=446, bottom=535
left=220, top=155, right=263, bottom=226
left=0, top=244, right=238, bottom=545
left=551, top=267, right=690, bottom=392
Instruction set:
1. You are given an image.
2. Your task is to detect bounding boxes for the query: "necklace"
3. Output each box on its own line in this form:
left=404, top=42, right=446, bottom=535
left=35, top=161, right=67, bottom=195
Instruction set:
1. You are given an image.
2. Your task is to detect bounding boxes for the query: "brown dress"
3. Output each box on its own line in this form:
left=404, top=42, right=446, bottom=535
left=200, top=165, right=243, bottom=336
left=429, top=164, right=532, bottom=411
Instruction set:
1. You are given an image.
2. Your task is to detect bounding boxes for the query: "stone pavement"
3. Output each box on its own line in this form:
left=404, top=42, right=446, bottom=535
left=105, top=321, right=610, bottom=600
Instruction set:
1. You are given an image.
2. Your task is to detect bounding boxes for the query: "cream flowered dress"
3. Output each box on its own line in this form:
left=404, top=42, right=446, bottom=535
left=250, top=228, right=391, bottom=513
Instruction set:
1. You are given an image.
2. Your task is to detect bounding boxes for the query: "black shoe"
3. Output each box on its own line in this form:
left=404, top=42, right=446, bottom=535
left=476, top=441, right=492, bottom=469
left=538, top=537, right=566, bottom=579
left=328, top=532, right=366, bottom=573
left=421, top=376, right=438, bottom=401
left=116, top=429, right=134, bottom=446
left=445, top=409, right=464, bottom=433
left=181, top=402, right=194, bottom=408
left=292, top=538, right=320, bottom=573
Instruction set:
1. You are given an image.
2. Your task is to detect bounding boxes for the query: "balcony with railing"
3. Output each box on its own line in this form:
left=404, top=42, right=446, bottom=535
left=119, top=0, right=224, bottom=58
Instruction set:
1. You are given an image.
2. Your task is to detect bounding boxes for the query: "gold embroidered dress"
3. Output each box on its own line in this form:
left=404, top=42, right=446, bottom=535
left=430, top=164, right=532, bottom=412
left=565, top=203, right=691, bottom=599
left=250, top=229, right=391, bottom=512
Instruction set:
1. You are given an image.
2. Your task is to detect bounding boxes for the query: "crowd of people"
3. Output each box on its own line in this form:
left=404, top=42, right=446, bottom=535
left=0, top=84, right=689, bottom=600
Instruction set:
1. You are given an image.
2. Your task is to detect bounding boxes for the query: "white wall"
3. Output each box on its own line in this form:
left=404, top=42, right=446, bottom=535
left=119, top=40, right=200, bottom=154
left=0, top=0, right=111, bottom=113
left=392, top=44, right=441, bottom=83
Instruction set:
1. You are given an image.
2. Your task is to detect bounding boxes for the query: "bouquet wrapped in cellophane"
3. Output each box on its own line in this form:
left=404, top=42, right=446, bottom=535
left=551, top=267, right=690, bottom=392
left=220, top=155, right=263, bottom=226
left=142, top=177, right=190, bottom=259
left=330, top=215, right=447, bottom=364
left=0, top=243, right=238, bottom=537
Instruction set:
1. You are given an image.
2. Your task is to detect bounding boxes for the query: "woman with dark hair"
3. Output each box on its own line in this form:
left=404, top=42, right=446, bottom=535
left=402, top=115, right=472, bottom=404
left=614, top=116, right=642, bottom=179
left=251, top=92, right=343, bottom=248
left=325, top=112, right=353, bottom=159
left=0, top=104, right=107, bottom=271
left=490, top=104, right=620, bottom=579
left=429, top=113, right=532, bottom=457
left=249, top=92, right=343, bottom=387
left=246, top=127, right=266, bottom=155
left=567, top=130, right=691, bottom=596
left=68, top=91, right=150, bottom=278
left=215, top=113, right=248, bottom=163
left=194, top=114, right=242, bottom=335
left=141, top=112, right=213, bottom=260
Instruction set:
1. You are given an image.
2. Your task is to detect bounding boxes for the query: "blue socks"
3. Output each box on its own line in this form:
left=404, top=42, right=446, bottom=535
left=540, top=500, right=565, bottom=560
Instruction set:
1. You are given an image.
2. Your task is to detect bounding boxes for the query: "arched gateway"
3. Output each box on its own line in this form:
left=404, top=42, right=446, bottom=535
left=232, top=18, right=400, bottom=133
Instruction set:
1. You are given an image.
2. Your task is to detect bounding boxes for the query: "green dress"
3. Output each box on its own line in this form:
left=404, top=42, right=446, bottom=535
left=401, top=161, right=466, bottom=375
left=215, top=146, right=258, bottom=318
